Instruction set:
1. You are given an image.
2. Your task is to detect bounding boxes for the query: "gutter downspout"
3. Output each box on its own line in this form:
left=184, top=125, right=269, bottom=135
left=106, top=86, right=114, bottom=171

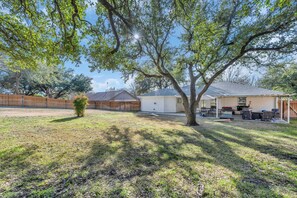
left=216, top=97, right=219, bottom=118
left=287, top=97, right=290, bottom=124
left=280, top=97, right=283, bottom=121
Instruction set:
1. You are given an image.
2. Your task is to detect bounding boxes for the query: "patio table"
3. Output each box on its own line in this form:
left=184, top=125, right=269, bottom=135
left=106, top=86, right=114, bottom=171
left=252, top=112, right=263, bottom=120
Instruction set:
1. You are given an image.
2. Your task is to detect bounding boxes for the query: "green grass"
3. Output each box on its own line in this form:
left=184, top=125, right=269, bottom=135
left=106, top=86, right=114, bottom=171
left=0, top=112, right=296, bottom=197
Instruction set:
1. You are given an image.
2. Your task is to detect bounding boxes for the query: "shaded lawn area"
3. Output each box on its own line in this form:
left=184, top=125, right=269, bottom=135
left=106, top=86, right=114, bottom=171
left=0, top=112, right=296, bottom=197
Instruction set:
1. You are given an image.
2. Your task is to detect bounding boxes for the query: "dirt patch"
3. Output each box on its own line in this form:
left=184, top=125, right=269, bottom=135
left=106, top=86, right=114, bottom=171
left=0, top=107, right=107, bottom=117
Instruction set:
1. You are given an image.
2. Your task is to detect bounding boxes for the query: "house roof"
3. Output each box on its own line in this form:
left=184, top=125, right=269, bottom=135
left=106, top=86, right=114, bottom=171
left=140, top=82, right=289, bottom=98
left=87, top=90, right=138, bottom=101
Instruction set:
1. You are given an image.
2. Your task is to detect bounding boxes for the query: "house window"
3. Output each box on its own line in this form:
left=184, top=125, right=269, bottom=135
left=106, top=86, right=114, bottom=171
left=238, top=97, right=246, bottom=106
left=177, top=98, right=182, bottom=103
left=211, top=99, right=216, bottom=107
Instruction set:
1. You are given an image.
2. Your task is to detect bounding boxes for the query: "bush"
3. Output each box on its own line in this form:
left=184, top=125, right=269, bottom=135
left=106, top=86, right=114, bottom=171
left=73, top=95, right=88, bottom=117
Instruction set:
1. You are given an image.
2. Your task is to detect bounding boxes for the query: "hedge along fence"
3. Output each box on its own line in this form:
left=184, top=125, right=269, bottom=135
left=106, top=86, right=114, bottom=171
left=0, top=94, right=140, bottom=111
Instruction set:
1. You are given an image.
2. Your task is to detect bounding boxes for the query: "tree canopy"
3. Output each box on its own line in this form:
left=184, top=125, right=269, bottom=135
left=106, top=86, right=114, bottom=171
left=259, top=63, right=297, bottom=97
left=1, top=0, right=297, bottom=125
left=0, top=64, right=93, bottom=98
left=87, top=0, right=297, bottom=125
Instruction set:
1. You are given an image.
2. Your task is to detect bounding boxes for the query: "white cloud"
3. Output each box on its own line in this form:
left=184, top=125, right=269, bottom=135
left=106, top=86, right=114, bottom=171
left=92, top=78, right=121, bottom=92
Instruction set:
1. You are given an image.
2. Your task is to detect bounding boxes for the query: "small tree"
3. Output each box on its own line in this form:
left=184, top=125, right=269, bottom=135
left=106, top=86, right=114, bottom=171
left=73, top=95, right=88, bottom=117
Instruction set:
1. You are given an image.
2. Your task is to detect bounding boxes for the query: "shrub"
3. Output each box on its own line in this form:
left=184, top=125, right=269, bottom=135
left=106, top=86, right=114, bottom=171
left=73, top=95, right=88, bottom=117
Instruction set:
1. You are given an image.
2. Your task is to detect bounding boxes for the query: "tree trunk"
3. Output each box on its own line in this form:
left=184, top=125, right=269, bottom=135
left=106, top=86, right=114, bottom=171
left=184, top=102, right=199, bottom=126
left=14, top=72, right=21, bottom=95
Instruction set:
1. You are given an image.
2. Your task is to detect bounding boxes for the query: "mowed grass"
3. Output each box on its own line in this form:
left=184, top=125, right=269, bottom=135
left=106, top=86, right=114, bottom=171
left=0, top=111, right=296, bottom=197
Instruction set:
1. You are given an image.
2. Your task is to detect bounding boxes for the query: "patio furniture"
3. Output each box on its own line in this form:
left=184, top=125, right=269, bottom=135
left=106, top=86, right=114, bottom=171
left=261, top=111, right=274, bottom=121
left=237, top=105, right=249, bottom=111
left=222, top=106, right=235, bottom=115
left=208, top=107, right=217, bottom=117
left=272, top=109, right=280, bottom=118
left=252, top=112, right=263, bottom=120
left=242, top=110, right=252, bottom=120
left=200, top=107, right=210, bottom=117
left=220, top=111, right=234, bottom=120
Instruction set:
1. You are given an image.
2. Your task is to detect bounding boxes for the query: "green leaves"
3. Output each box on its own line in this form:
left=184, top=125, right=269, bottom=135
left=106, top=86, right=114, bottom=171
left=260, top=63, right=297, bottom=96
left=0, top=63, right=93, bottom=98
left=73, top=94, right=88, bottom=117
left=0, top=0, right=89, bottom=69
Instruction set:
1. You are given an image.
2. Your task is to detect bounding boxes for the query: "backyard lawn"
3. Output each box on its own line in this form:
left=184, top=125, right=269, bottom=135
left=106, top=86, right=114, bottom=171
left=0, top=109, right=296, bottom=197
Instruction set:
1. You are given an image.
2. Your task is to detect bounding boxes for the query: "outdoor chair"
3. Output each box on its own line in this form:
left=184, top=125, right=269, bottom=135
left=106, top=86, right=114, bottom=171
left=220, top=110, right=234, bottom=120
left=222, top=106, right=235, bottom=115
left=200, top=107, right=210, bottom=117
left=208, top=107, right=217, bottom=117
left=252, top=112, right=262, bottom=120
left=242, top=110, right=252, bottom=120
left=261, top=111, right=274, bottom=121
left=272, top=109, right=280, bottom=119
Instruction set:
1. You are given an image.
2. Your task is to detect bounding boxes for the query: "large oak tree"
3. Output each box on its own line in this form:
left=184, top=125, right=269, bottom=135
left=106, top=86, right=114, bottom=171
left=1, top=0, right=297, bottom=125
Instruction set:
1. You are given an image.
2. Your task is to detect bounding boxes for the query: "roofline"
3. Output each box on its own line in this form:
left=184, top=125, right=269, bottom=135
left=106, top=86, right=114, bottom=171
left=139, top=94, right=291, bottom=97
left=110, top=90, right=140, bottom=101
left=138, top=95, right=178, bottom=97
left=217, top=94, right=291, bottom=97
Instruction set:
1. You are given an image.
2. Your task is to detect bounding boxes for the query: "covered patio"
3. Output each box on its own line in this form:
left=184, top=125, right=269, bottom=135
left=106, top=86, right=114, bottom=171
left=199, top=95, right=292, bottom=123
left=195, top=82, right=292, bottom=123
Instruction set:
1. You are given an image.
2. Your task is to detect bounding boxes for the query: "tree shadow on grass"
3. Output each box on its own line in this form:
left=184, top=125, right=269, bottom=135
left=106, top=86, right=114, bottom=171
left=67, top=125, right=207, bottom=197
left=187, top=125, right=297, bottom=197
left=197, top=121, right=297, bottom=164
left=0, top=144, right=59, bottom=197
left=71, top=124, right=295, bottom=197
left=2, top=121, right=296, bottom=197
left=50, top=117, right=79, bottom=123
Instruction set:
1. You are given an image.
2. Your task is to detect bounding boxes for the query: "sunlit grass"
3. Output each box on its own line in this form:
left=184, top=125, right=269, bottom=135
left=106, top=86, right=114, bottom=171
left=0, top=112, right=296, bottom=197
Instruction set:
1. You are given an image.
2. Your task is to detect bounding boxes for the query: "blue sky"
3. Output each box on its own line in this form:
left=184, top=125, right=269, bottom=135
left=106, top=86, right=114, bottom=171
left=66, top=59, right=130, bottom=93
left=66, top=4, right=132, bottom=92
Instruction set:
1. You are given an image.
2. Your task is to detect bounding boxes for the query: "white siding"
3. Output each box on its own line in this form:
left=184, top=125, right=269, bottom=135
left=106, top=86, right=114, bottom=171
left=164, top=97, right=177, bottom=112
left=176, top=97, right=185, bottom=112
left=198, top=100, right=213, bottom=109
left=140, top=96, right=165, bottom=112
left=220, top=97, right=238, bottom=109
left=141, top=95, right=278, bottom=113
left=246, top=96, right=276, bottom=112
left=219, top=96, right=277, bottom=111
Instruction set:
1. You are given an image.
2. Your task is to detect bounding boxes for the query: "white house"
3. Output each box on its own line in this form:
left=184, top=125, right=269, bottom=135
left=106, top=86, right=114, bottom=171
left=139, top=82, right=291, bottom=120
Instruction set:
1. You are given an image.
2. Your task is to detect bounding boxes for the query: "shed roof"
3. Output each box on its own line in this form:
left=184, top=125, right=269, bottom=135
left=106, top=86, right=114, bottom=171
left=87, top=90, right=138, bottom=101
left=140, top=82, right=288, bottom=98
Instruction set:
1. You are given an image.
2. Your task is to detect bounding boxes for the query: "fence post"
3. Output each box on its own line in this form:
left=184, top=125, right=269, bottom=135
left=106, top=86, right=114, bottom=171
left=22, top=95, right=24, bottom=107
left=65, top=100, right=67, bottom=109
left=46, top=98, right=48, bottom=108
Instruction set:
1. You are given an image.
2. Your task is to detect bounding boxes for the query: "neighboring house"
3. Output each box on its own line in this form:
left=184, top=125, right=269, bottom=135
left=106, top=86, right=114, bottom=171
left=139, top=82, right=290, bottom=114
left=87, top=90, right=139, bottom=102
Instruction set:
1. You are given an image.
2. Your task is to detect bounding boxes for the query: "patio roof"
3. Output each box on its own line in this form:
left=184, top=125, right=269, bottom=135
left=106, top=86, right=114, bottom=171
left=140, top=82, right=289, bottom=98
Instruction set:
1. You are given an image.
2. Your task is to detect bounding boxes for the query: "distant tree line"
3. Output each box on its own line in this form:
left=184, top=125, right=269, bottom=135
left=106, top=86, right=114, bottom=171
left=0, top=62, right=92, bottom=99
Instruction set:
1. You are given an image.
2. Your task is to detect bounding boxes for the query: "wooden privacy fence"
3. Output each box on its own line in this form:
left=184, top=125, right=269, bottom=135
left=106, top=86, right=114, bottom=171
left=88, top=101, right=140, bottom=111
left=0, top=94, right=140, bottom=111
left=278, top=100, right=297, bottom=118
left=0, top=94, right=73, bottom=108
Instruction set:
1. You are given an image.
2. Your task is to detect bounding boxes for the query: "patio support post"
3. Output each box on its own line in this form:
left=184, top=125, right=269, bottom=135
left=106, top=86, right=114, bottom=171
left=287, top=97, right=290, bottom=124
left=216, top=97, right=219, bottom=118
left=280, top=97, right=283, bottom=120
